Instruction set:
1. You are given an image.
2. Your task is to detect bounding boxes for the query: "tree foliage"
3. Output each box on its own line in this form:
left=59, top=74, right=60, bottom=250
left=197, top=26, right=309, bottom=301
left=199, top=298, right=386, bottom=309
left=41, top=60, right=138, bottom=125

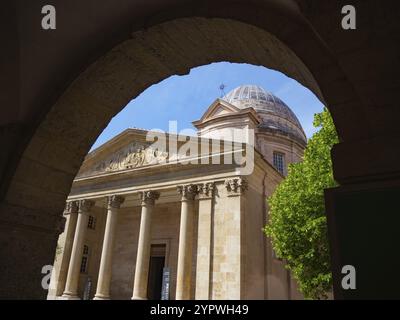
left=264, top=108, right=339, bottom=299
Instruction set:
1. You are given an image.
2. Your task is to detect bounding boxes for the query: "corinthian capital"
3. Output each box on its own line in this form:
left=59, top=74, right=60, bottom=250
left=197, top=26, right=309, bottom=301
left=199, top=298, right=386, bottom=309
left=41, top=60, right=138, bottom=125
left=140, top=191, right=160, bottom=206
left=108, top=195, right=125, bottom=209
left=64, top=201, right=78, bottom=215
left=198, top=182, right=215, bottom=199
left=78, top=199, right=95, bottom=213
left=177, top=184, right=199, bottom=201
left=224, top=178, right=248, bottom=196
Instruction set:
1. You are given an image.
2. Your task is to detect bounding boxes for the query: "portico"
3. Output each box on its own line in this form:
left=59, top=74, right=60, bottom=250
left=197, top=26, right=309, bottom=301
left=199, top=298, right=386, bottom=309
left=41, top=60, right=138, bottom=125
left=52, top=160, right=260, bottom=300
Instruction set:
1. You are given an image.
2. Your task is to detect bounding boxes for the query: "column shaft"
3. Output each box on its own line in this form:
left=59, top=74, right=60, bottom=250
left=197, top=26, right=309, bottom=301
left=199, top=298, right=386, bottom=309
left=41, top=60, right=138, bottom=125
left=94, top=196, right=124, bottom=300
left=55, top=202, right=79, bottom=296
left=62, top=200, right=94, bottom=299
left=132, top=191, right=159, bottom=300
left=176, top=184, right=198, bottom=300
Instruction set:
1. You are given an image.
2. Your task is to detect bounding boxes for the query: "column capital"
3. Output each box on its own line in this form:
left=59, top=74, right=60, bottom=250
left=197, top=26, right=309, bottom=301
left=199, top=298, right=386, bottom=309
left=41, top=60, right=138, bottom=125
left=224, top=178, right=248, bottom=196
left=78, top=199, right=95, bottom=213
left=197, top=182, right=215, bottom=199
left=107, top=195, right=125, bottom=209
left=177, top=184, right=199, bottom=201
left=140, top=191, right=160, bottom=206
left=64, top=201, right=79, bottom=215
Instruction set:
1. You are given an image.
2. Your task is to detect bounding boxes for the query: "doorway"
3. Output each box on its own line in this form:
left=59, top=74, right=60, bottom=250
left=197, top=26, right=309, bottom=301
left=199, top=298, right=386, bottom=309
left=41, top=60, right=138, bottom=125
left=147, top=244, right=166, bottom=300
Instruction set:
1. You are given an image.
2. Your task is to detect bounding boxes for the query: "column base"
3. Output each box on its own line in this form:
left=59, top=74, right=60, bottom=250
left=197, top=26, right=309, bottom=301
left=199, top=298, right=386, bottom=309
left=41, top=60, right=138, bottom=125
left=131, top=295, right=147, bottom=300
left=93, top=294, right=110, bottom=300
left=60, top=292, right=81, bottom=300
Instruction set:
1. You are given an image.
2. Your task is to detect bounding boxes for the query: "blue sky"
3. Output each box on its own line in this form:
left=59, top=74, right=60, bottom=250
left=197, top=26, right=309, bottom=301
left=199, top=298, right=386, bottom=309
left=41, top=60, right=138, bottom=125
left=91, top=62, right=325, bottom=150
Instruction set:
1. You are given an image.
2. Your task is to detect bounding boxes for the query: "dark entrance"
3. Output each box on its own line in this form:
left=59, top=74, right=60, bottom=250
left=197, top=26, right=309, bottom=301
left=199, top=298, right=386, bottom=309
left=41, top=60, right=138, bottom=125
left=147, top=244, right=166, bottom=300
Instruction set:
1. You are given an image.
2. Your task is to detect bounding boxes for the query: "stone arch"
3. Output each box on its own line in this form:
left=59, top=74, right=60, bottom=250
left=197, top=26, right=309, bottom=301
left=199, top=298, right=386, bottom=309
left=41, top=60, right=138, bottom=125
left=0, top=3, right=384, bottom=298
left=6, top=17, right=362, bottom=221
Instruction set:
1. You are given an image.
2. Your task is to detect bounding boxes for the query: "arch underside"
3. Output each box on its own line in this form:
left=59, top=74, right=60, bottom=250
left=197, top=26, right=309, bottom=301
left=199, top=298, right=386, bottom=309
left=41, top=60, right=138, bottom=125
left=2, top=0, right=400, bottom=299
left=6, top=17, right=358, bottom=224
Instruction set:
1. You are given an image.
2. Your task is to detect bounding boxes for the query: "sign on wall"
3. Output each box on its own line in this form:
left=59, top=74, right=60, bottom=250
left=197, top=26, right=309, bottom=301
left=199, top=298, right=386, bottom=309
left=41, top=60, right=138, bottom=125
left=161, top=267, right=170, bottom=300
left=83, top=277, right=92, bottom=300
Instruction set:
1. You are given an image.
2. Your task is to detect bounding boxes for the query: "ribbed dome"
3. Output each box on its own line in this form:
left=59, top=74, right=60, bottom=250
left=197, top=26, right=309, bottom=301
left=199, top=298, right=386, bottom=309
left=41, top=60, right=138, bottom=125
left=223, top=85, right=306, bottom=145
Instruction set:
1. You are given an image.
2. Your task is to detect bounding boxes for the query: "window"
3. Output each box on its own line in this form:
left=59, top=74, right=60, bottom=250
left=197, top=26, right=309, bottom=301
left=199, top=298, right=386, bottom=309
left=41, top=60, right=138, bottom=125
left=273, top=152, right=285, bottom=175
left=87, top=215, right=96, bottom=230
left=80, top=257, right=88, bottom=273
left=80, top=245, right=89, bottom=273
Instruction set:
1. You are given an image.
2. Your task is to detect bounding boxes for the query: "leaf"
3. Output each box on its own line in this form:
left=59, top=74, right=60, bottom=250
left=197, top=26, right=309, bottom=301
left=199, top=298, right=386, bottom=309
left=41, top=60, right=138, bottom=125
left=264, top=108, right=338, bottom=299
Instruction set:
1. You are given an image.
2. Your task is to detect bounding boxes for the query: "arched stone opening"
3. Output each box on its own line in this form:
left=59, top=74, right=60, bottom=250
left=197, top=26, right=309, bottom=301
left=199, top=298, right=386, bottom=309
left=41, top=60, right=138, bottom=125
left=2, top=1, right=399, bottom=299
left=5, top=16, right=359, bottom=230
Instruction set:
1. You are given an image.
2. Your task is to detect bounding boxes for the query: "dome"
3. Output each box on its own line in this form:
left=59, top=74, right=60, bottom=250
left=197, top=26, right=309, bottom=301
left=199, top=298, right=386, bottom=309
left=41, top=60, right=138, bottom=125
left=222, top=85, right=306, bottom=145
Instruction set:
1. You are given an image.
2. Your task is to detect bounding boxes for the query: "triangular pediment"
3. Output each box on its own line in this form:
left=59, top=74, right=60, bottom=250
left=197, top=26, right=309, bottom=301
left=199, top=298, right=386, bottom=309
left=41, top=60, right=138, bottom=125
left=76, top=128, right=170, bottom=178
left=193, top=99, right=240, bottom=126
left=207, top=103, right=238, bottom=118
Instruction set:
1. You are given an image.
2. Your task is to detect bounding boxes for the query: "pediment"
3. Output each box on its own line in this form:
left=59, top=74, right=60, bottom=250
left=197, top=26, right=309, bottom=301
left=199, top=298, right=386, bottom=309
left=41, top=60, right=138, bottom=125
left=207, top=104, right=236, bottom=118
left=77, top=129, right=169, bottom=177
left=193, top=99, right=240, bottom=126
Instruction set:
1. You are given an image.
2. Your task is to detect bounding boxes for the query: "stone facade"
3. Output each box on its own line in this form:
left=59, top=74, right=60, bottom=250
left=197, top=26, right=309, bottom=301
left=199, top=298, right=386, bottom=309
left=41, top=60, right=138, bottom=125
left=48, top=85, right=306, bottom=300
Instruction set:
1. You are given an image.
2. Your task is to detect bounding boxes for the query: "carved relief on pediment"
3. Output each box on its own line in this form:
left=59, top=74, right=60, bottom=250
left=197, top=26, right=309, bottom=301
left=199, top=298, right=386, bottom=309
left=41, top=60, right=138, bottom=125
left=82, top=142, right=169, bottom=176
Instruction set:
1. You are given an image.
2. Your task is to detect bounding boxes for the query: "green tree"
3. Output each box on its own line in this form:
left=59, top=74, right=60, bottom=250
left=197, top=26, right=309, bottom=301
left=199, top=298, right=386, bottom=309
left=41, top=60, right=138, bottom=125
left=264, top=108, right=339, bottom=299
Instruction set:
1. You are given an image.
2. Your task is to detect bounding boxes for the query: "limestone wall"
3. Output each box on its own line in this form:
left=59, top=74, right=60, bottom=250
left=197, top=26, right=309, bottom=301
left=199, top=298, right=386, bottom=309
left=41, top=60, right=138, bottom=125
left=242, top=174, right=268, bottom=299
left=257, top=134, right=304, bottom=176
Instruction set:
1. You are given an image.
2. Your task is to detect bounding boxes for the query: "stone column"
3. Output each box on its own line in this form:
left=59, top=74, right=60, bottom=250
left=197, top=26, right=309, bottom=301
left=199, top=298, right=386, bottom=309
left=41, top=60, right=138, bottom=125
left=176, top=184, right=198, bottom=300
left=54, top=201, right=79, bottom=297
left=195, top=182, right=214, bottom=300
left=132, top=191, right=160, bottom=300
left=94, top=195, right=125, bottom=300
left=62, top=199, right=94, bottom=299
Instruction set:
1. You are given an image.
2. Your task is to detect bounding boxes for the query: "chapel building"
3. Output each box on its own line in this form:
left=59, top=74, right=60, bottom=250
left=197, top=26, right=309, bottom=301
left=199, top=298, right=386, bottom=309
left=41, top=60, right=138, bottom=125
left=48, top=85, right=307, bottom=300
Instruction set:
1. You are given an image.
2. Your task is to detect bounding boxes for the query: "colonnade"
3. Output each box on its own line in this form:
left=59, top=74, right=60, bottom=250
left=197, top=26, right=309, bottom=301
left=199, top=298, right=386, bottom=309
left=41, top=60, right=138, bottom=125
left=60, top=183, right=213, bottom=300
